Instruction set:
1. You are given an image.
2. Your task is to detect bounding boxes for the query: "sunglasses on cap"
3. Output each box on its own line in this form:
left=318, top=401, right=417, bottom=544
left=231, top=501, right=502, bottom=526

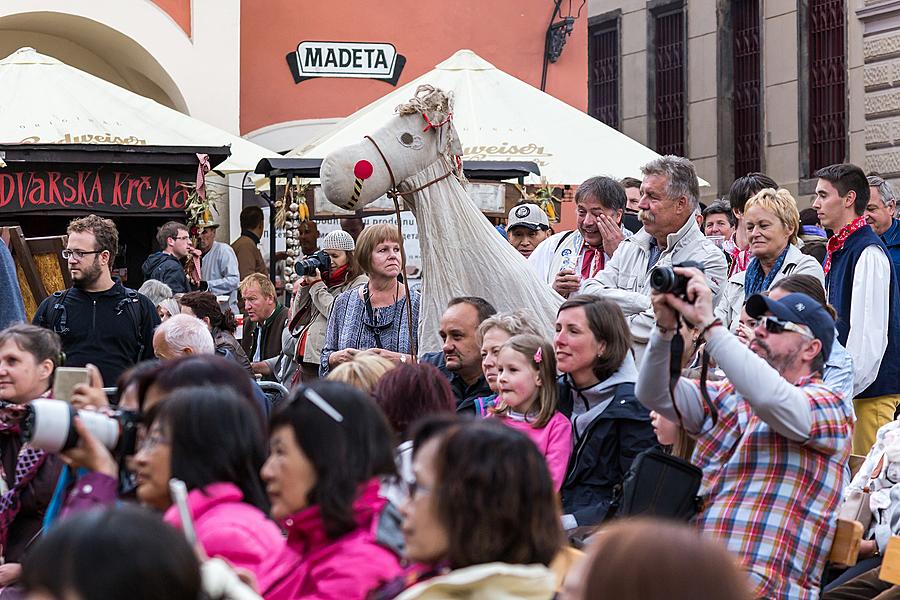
left=758, top=316, right=814, bottom=339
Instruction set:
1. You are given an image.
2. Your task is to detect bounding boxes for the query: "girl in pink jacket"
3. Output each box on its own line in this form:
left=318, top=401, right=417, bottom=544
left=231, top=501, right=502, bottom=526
left=489, top=334, right=573, bottom=490
left=132, top=386, right=284, bottom=589
left=261, top=381, right=403, bottom=600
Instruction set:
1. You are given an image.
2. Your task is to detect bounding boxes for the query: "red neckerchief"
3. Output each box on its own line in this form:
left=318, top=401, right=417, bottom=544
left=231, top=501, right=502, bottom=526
left=725, top=233, right=751, bottom=276
left=579, top=242, right=604, bottom=280
left=824, top=216, right=867, bottom=275
left=324, top=264, right=350, bottom=287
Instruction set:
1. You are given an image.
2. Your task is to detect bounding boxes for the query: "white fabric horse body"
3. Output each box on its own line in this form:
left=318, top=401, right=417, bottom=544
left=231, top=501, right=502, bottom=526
left=320, top=86, right=563, bottom=353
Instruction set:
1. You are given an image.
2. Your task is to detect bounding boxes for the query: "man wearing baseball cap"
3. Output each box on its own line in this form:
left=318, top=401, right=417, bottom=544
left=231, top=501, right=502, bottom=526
left=505, top=203, right=550, bottom=259
left=196, top=218, right=240, bottom=314
left=527, top=176, right=631, bottom=298
left=637, top=267, right=852, bottom=598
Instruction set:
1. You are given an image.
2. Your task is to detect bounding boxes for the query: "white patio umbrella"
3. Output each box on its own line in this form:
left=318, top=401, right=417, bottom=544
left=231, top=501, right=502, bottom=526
left=0, top=47, right=279, bottom=173
left=289, top=48, right=707, bottom=185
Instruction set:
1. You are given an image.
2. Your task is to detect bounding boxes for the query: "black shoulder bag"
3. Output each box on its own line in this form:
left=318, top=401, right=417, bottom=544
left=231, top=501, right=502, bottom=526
left=616, top=320, right=717, bottom=522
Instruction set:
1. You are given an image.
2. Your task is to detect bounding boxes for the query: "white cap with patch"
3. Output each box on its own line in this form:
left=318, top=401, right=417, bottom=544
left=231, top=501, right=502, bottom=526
left=507, top=204, right=549, bottom=231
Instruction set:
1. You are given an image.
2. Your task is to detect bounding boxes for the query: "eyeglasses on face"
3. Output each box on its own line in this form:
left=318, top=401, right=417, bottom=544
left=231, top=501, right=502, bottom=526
left=61, top=249, right=103, bottom=261
left=405, top=477, right=432, bottom=500
left=759, top=315, right=814, bottom=339
left=173, top=235, right=191, bottom=241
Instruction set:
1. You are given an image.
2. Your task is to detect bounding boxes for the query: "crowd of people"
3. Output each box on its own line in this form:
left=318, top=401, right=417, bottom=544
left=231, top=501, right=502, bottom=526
left=0, top=154, right=898, bottom=600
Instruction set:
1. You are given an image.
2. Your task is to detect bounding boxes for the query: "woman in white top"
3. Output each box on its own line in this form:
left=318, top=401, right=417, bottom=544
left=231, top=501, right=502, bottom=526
left=715, top=188, right=825, bottom=330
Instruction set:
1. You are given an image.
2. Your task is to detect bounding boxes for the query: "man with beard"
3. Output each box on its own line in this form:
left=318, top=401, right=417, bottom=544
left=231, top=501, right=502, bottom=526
left=421, top=296, right=496, bottom=412
left=636, top=267, right=852, bottom=599
left=528, top=176, right=631, bottom=298
left=33, top=215, right=159, bottom=384
left=581, top=156, right=727, bottom=360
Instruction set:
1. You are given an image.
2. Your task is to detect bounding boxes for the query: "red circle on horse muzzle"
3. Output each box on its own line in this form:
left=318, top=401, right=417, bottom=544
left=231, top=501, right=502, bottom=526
left=354, top=160, right=374, bottom=180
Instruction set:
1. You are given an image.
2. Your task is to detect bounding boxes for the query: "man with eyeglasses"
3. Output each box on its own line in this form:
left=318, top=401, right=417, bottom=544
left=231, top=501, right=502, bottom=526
left=141, top=221, right=205, bottom=294
left=636, top=267, right=852, bottom=599
left=33, top=215, right=159, bottom=384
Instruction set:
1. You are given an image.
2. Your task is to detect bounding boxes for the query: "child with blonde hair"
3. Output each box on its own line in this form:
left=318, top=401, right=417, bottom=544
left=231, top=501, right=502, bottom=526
left=492, top=334, right=573, bottom=490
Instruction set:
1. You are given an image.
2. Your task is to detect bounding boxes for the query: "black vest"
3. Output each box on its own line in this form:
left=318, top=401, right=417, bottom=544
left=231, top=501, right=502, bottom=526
left=825, top=225, right=900, bottom=398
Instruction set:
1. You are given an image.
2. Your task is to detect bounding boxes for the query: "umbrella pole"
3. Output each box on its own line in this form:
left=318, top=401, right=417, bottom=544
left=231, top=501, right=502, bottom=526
left=268, top=175, right=277, bottom=282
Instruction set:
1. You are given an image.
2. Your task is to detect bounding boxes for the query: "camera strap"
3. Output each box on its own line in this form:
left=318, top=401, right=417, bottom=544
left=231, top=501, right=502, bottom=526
left=668, top=317, right=718, bottom=429
left=363, top=285, right=384, bottom=349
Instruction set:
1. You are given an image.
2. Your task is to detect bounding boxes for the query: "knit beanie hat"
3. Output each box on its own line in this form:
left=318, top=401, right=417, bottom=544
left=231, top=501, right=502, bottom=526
left=321, top=230, right=356, bottom=252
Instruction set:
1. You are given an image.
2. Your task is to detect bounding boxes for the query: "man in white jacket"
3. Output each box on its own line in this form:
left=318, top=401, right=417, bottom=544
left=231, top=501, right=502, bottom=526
left=581, top=156, right=728, bottom=358
left=528, top=176, right=630, bottom=298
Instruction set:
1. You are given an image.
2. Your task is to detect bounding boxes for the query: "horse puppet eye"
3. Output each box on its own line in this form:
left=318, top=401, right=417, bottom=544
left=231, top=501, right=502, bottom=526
left=398, top=132, right=423, bottom=149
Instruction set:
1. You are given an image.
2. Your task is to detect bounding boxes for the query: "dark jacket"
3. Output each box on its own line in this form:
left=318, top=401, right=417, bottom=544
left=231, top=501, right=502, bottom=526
left=0, top=242, right=26, bottom=329
left=213, top=327, right=253, bottom=375
left=882, top=218, right=900, bottom=276
left=557, top=355, right=659, bottom=527
left=141, top=251, right=191, bottom=294
left=241, top=304, right=288, bottom=362
left=420, top=351, right=492, bottom=413
left=32, top=282, right=160, bottom=385
left=1, top=433, right=63, bottom=563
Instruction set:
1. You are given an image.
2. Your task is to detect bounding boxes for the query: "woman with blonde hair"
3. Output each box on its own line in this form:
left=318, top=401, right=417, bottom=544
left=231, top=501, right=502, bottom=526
left=327, top=351, right=396, bottom=394
left=715, top=188, right=825, bottom=330
left=475, top=310, right=543, bottom=415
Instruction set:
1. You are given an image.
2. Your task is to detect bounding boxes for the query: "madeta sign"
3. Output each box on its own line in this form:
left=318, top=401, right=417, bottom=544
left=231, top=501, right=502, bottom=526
left=286, top=41, right=406, bottom=85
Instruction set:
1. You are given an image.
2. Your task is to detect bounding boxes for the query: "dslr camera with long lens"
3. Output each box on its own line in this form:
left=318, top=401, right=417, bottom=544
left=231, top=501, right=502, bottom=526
left=296, top=250, right=331, bottom=280
left=650, top=260, right=706, bottom=300
left=21, top=399, right=140, bottom=459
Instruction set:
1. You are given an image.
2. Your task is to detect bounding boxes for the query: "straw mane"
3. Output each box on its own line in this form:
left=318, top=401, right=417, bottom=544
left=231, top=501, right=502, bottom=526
left=395, top=85, right=463, bottom=179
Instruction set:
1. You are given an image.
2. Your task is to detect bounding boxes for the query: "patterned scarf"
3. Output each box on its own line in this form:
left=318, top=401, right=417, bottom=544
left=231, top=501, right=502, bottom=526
left=824, top=216, right=868, bottom=275
left=0, top=402, right=47, bottom=557
left=743, top=244, right=790, bottom=299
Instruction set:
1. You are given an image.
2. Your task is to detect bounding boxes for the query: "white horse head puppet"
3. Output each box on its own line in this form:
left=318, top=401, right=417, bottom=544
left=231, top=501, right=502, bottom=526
left=320, top=85, right=563, bottom=353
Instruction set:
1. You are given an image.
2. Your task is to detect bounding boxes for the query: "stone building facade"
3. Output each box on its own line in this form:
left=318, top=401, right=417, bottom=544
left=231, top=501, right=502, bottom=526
left=588, top=0, right=882, bottom=206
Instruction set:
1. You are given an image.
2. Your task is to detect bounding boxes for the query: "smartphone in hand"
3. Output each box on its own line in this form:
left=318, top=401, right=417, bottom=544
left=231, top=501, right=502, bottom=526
left=169, top=478, right=197, bottom=545
left=52, top=367, right=90, bottom=403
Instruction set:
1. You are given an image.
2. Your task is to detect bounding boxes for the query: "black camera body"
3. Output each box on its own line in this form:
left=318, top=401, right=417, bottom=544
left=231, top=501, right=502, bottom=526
left=297, top=250, right=332, bottom=280
left=650, top=260, right=706, bottom=299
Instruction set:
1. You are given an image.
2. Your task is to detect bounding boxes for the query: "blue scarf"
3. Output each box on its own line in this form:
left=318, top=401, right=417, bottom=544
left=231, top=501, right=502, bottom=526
left=744, top=245, right=790, bottom=299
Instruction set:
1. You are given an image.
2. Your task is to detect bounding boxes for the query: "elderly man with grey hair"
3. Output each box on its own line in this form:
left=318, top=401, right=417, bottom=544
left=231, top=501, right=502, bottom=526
left=152, top=313, right=215, bottom=359
left=866, top=175, right=900, bottom=273
left=581, top=155, right=728, bottom=358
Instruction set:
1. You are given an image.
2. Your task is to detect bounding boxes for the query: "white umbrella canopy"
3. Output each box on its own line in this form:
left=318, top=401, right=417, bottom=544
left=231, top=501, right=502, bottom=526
left=290, top=49, right=707, bottom=185
left=0, top=47, right=279, bottom=173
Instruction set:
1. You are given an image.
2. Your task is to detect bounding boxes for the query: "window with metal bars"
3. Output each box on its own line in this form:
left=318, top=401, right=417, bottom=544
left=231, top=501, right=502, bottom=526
left=589, top=19, right=619, bottom=129
left=653, top=7, right=685, bottom=156
left=732, top=0, right=762, bottom=178
left=808, top=0, right=846, bottom=172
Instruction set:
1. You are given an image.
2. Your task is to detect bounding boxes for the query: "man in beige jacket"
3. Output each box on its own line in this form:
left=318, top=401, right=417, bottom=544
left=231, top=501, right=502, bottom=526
left=581, top=156, right=728, bottom=359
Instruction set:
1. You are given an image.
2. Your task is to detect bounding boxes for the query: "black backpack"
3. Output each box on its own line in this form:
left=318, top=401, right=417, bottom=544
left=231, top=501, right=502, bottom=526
left=43, top=287, right=148, bottom=363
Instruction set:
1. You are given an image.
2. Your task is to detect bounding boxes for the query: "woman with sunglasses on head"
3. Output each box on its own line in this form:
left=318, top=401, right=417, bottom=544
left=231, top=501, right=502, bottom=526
left=261, top=380, right=402, bottom=599
left=0, top=324, right=65, bottom=591
left=131, top=384, right=283, bottom=589
left=320, top=224, right=419, bottom=376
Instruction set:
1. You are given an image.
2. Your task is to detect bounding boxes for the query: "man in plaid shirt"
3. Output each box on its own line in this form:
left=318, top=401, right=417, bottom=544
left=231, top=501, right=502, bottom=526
left=636, top=266, right=853, bottom=599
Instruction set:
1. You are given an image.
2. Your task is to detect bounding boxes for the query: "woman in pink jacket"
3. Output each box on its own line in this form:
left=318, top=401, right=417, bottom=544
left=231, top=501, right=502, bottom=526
left=132, top=385, right=284, bottom=589
left=261, top=381, right=403, bottom=600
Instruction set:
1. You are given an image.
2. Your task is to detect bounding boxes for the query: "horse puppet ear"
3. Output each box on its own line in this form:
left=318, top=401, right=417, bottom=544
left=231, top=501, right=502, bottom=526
left=445, top=121, right=463, bottom=158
